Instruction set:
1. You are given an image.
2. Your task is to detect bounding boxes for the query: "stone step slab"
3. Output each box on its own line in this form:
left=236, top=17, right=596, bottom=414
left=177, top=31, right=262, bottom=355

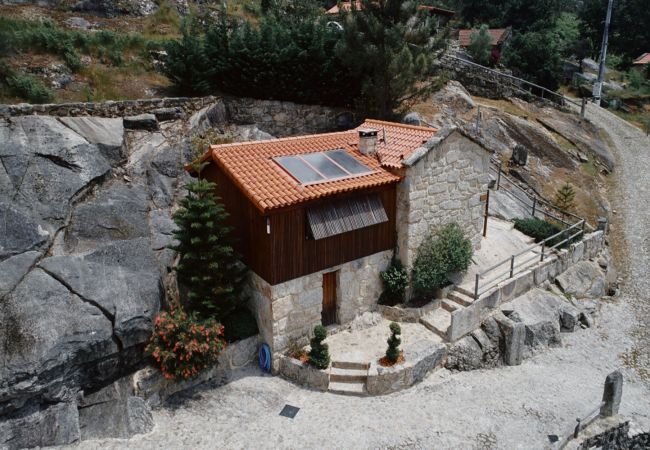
left=441, top=299, right=460, bottom=312
left=447, top=289, right=475, bottom=307
left=331, top=361, right=370, bottom=371
left=329, top=367, right=368, bottom=383
left=328, top=381, right=368, bottom=397
left=420, top=309, right=451, bottom=340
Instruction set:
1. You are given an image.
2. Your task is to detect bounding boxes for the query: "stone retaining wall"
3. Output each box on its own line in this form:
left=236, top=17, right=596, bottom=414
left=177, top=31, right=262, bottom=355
left=0, top=96, right=344, bottom=138
left=447, top=230, right=605, bottom=341
left=277, top=356, right=330, bottom=391
left=378, top=299, right=440, bottom=323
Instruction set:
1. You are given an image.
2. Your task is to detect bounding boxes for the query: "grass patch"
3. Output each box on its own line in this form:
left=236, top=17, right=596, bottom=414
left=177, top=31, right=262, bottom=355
left=581, top=159, right=598, bottom=177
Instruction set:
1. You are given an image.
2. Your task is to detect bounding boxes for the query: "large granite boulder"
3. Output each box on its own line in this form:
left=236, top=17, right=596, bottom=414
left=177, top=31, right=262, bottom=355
left=556, top=260, right=606, bottom=299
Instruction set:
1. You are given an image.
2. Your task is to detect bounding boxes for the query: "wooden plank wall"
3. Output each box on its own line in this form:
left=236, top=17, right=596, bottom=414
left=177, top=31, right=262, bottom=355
left=203, top=163, right=397, bottom=286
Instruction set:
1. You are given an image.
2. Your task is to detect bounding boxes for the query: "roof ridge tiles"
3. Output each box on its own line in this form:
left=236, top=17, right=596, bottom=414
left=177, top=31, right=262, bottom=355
left=362, top=118, right=438, bottom=132
left=209, top=129, right=356, bottom=151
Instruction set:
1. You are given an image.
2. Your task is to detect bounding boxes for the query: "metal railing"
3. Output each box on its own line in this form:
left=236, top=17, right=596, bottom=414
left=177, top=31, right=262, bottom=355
left=473, top=218, right=586, bottom=300
left=489, top=157, right=591, bottom=229
left=441, top=55, right=581, bottom=107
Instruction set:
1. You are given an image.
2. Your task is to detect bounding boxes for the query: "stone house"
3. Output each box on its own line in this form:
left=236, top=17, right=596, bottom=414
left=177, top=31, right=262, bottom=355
left=196, top=119, right=490, bottom=361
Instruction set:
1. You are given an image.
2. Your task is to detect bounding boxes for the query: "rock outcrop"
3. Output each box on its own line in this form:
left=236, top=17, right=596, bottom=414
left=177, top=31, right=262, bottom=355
left=0, top=101, right=267, bottom=449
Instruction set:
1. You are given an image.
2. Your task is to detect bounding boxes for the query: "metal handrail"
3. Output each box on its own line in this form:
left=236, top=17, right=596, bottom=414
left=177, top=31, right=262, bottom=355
left=473, top=220, right=585, bottom=299
left=443, top=55, right=581, bottom=107
left=556, top=401, right=606, bottom=449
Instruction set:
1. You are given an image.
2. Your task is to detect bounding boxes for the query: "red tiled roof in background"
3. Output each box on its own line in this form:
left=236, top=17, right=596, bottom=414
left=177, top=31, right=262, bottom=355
left=205, top=121, right=437, bottom=212
left=633, top=53, right=650, bottom=65
left=326, top=0, right=362, bottom=14
left=417, top=5, right=455, bottom=16
left=357, top=119, right=437, bottom=168
left=458, top=28, right=510, bottom=47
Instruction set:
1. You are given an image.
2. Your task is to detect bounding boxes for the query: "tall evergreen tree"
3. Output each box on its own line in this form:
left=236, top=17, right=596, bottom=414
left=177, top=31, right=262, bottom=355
left=334, top=0, right=448, bottom=118
left=163, top=19, right=210, bottom=95
left=171, top=165, right=247, bottom=320
left=468, top=25, right=493, bottom=66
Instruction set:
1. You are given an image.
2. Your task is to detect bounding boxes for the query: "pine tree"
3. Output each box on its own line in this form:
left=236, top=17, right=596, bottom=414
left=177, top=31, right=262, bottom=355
left=385, top=322, right=401, bottom=363
left=171, top=166, right=247, bottom=320
left=308, top=325, right=330, bottom=369
left=553, top=182, right=576, bottom=212
left=468, top=25, right=493, bottom=66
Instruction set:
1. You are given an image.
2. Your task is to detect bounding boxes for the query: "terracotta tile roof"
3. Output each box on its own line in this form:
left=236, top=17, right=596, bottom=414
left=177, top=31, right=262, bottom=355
left=458, top=28, right=510, bottom=47
left=417, top=5, right=455, bottom=16
left=326, top=0, right=362, bottom=14
left=206, top=131, right=399, bottom=212
left=633, top=53, right=650, bottom=65
left=202, top=120, right=437, bottom=212
left=357, top=119, right=438, bottom=168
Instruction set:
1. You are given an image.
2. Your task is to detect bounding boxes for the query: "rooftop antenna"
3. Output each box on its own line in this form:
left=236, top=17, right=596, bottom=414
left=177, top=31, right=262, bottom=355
left=382, top=127, right=387, bottom=145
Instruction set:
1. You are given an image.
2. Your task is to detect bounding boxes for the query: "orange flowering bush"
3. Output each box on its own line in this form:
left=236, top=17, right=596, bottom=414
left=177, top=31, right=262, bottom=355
left=146, top=308, right=226, bottom=381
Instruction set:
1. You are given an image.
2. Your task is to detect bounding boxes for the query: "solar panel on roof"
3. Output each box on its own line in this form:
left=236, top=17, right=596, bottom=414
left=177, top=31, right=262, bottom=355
left=273, top=150, right=373, bottom=185
left=274, top=156, right=324, bottom=184
left=326, top=150, right=372, bottom=175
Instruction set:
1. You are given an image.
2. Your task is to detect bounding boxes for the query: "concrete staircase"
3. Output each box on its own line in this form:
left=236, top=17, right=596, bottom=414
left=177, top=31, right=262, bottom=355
left=327, top=361, right=369, bottom=396
left=419, top=286, right=477, bottom=341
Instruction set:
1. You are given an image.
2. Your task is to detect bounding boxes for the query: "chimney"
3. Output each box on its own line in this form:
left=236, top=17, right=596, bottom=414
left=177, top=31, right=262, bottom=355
left=358, top=129, right=378, bottom=156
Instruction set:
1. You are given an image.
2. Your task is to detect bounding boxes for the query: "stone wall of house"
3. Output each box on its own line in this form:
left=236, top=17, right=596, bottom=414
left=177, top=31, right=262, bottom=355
left=396, top=129, right=490, bottom=270
left=248, top=250, right=393, bottom=361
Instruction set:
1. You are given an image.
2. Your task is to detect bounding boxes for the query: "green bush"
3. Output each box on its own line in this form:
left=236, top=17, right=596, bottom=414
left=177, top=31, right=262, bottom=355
left=308, top=325, right=330, bottom=370
left=221, top=307, right=259, bottom=343
left=385, top=322, right=401, bottom=363
left=411, top=223, right=473, bottom=297
left=513, top=217, right=574, bottom=247
left=7, top=74, right=53, bottom=104
left=379, top=258, right=408, bottom=306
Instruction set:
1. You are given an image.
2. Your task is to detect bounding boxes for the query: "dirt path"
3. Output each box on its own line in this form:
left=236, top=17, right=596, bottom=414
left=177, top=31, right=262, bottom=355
left=580, top=103, right=650, bottom=383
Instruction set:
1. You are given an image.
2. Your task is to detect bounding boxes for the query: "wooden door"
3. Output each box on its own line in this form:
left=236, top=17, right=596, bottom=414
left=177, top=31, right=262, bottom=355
left=321, top=271, right=338, bottom=326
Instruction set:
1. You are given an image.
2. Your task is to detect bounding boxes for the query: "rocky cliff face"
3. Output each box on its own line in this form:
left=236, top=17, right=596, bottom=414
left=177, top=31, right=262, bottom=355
left=0, top=98, right=284, bottom=448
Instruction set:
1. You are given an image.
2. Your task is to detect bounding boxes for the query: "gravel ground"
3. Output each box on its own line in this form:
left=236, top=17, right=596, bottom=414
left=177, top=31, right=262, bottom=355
left=63, top=105, right=650, bottom=450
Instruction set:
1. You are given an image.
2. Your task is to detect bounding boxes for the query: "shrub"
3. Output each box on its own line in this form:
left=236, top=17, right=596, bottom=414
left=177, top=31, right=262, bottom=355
left=513, top=217, right=562, bottom=245
left=411, top=223, right=473, bottom=297
left=308, top=325, right=330, bottom=369
left=221, top=307, right=258, bottom=343
left=379, top=258, right=408, bottom=306
left=385, top=322, right=401, bottom=363
left=146, top=307, right=226, bottom=381
left=7, top=73, right=53, bottom=104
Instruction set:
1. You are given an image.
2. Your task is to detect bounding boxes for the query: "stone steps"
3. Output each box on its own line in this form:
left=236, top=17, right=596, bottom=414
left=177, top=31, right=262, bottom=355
left=420, top=308, right=451, bottom=340
left=329, top=367, right=368, bottom=383
left=447, top=289, right=475, bottom=307
left=328, top=381, right=368, bottom=396
left=331, top=361, right=370, bottom=371
left=441, top=299, right=460, bottom=312
left=328, top=362, right=369, bottom=395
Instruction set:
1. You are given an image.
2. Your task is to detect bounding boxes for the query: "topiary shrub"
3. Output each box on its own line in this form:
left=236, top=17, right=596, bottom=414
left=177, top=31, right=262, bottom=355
left=411, top=223, right=473, bottom=298
left=379, top=258, right=408, bottom=306
left=146, top=307, right=226, bottom=381
left=308, top=325, right=330, bottom=370
left=221, top=307, right=258, bottom=343
left=385, top=322, right=402, bottom=363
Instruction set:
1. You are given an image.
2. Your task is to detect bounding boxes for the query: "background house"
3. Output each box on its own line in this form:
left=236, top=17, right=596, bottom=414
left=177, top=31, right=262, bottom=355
left=458, top=27, right=512, bottom=63
left=198, top=120, right=490, bottom=363
left=632, top=53, right=650, bottom=78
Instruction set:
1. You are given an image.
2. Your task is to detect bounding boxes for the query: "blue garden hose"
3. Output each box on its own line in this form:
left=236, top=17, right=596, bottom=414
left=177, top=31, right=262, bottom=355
left=259, top=343, right=272, bottom=373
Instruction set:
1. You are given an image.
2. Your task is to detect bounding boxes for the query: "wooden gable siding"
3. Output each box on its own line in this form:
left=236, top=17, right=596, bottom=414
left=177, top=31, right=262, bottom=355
left=268, top=185, right=396, bottom=284
left=201, top=163, right=274, bottom=282
left=202, top=164, right=396, bottom=285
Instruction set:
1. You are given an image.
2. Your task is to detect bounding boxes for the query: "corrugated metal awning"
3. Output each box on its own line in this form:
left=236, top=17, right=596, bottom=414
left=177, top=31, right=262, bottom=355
left=306, top=193, right=388, bottom=240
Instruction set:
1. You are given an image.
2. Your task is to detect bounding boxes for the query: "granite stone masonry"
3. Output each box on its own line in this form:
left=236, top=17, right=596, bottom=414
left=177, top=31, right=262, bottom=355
left=248, top=251, right=393, bottom=364
left=397, top=127, right=490, bottom=270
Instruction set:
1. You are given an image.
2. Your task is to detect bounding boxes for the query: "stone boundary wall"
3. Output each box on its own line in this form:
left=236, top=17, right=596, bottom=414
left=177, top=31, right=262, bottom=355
left=378, top=300, right=440, bottom=323
left=278, top=356, right=330, bottom=391
left=448, top=230, right=605, bottom=341
left=366, top=343, right=446, bottom=396
left=132, top=334, right=260, bottom=407
left=0, top=96, right=344, bottom=138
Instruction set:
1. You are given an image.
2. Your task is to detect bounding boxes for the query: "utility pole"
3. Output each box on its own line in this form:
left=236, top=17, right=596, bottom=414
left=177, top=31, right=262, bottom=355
left=595, top=0, right=614, bottom=106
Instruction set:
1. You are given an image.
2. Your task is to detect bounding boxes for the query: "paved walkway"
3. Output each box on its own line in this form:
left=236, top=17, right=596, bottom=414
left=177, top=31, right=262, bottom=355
left=61, top=105, right=650, bottom=450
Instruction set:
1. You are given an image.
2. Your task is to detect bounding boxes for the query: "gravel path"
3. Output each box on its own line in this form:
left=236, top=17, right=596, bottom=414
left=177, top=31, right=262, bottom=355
left=63, top=105, right=650, bottom=450
left=580, top=103, right=650, bottom=383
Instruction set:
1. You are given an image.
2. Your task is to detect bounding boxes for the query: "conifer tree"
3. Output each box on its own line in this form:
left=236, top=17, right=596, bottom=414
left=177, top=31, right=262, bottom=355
left=308, top=325, right=330, bottom=369
left=385, top=322, right=401, bottom=363
left=553, top=182, right=576, bottom=212
left=468, top=25, right=493, bottom=66
left=171, top=165, right=247, bottom=320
